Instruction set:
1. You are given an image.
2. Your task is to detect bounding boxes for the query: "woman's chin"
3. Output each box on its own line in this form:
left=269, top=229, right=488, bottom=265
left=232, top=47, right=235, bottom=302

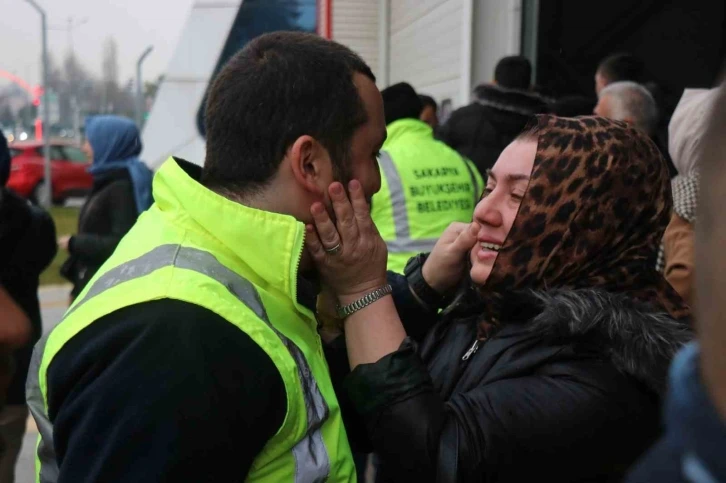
left=469, top=263, right=492, bottom=286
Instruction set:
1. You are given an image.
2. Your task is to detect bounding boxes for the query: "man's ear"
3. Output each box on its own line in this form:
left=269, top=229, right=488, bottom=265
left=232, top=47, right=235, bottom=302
left=287, top=135, right=333, bottom=197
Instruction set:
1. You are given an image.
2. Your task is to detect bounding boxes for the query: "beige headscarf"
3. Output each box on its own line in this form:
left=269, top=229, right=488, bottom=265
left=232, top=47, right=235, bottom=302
left=669, top=88, right=720, bottom=176
left=654, top=88, right=719, bottom=273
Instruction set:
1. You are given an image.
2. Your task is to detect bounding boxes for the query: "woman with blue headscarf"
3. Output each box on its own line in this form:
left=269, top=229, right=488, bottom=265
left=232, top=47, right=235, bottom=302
left=59, top=116, right=153, bottom=298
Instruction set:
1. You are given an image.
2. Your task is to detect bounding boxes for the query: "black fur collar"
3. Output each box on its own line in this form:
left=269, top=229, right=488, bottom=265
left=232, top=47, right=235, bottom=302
left=519, top=289, right=693, bottom=395
left=473, top=83, right=549, bottom=117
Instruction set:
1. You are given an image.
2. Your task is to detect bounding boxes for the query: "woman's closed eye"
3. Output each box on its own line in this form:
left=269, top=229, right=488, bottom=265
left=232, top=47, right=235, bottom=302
left=482, top=184, right=525, bottom=202
left=511, top=190, right=525, bottom=201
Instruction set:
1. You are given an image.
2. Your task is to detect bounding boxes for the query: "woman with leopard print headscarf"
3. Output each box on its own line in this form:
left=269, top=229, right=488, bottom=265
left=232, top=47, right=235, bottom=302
left=309, top=115, right=692, bottom=482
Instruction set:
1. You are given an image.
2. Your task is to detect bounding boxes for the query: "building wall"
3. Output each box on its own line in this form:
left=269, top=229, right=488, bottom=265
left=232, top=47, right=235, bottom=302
left=472, top=0, right=522, bottom=89
left=388, top=0, right=466, bottom=107
left=329, top=0, right=523, bottom=112
left=331, top=0, right=381, bottom=79
left=140, top=0, right=523, bottom=170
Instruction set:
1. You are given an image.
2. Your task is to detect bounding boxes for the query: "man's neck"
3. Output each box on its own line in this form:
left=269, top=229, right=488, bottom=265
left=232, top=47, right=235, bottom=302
left=213, top=183, right=306, bottom=218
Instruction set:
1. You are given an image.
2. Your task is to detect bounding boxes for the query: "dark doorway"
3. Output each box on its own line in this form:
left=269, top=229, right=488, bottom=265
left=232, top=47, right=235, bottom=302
left=535, top=0, right=725, bottom=110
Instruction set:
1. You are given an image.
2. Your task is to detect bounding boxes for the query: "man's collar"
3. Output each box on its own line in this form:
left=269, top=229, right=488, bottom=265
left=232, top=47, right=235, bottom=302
left=154, top=157, right=312, bottom=317
left=173, top=157, right=320, bottom=312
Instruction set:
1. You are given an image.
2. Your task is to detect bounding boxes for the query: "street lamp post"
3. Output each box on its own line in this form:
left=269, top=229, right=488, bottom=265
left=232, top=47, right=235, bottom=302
left=24, top=0, right=52, bottom=207
left=136, top=46, right=153, bottom=129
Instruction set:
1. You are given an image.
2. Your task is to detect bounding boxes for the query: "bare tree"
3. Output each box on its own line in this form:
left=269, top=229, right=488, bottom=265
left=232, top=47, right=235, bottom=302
left=101, top=37, right=120, bottom=113
left=63, top=53, right=97, bottom=135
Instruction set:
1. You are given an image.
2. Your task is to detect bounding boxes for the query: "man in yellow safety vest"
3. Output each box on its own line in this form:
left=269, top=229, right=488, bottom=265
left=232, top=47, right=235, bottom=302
left=27, top=32, right=386, bottom=482
left=371, top=83, right=483, bottom=274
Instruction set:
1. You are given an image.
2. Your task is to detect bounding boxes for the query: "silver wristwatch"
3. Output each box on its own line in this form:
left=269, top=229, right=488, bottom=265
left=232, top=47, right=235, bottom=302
left=336, top=284, right=393, bottom=319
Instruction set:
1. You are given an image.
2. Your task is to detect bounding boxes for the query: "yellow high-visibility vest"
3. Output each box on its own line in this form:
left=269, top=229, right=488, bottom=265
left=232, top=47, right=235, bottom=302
left=27, top=158, right=356, bottom=482
left=372, top=119, right=484, bottom=273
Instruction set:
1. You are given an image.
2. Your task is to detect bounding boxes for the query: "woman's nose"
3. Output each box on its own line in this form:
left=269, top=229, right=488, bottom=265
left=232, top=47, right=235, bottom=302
left=473, top=195, right=503, bottom=228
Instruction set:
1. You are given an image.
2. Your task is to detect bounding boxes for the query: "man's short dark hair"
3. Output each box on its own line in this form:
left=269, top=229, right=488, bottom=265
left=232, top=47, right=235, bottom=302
left=202, top=31, right=375, bottom=194
left=381, top=83, right=422, bottom=125
left=419, top=95, right=437, bottom=112
left=494, top=56, right=532, bottom=90
left=597, top=53, right=646, bottom=84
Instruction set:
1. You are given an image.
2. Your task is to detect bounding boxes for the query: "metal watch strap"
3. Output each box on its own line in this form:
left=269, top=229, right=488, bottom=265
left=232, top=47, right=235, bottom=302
left=336, top=284, right=393, bottom=319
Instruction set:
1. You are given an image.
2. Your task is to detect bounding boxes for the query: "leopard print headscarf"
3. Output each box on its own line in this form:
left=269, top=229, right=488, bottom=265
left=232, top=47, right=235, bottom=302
left=479, top=115, right=691, bottom=329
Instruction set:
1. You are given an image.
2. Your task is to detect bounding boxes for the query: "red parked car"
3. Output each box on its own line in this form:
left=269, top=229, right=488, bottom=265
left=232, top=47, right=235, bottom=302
left=7, top=141, right=93, bottom=206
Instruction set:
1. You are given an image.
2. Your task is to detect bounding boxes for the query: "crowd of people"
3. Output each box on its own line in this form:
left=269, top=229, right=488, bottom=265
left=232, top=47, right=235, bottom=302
left=0, top=29, right=723, bottom=482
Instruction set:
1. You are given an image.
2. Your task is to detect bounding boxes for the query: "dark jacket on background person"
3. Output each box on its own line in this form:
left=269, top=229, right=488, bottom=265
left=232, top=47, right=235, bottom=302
left=437, top=84, right=549, bottom=174
left=61, top=170, right=137, bottom=297
left=332, top=282, right=690, bottom=483
left=0, top=131, right=56, bottom=406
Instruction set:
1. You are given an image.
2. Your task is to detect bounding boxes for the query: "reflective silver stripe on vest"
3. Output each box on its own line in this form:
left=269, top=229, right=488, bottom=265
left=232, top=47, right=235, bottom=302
left=379, top=151, right=437, bottom=253
left=385, top=237, right=439, bottom=253
left=378, top=151, right=479, bottom=254
left=27, top=245, right=330, bottom=483
left=378, top=151, right=410, bottom=245
left=65, top=244, right=183, bottom=319
left=27, top=335, right=58, bottom=483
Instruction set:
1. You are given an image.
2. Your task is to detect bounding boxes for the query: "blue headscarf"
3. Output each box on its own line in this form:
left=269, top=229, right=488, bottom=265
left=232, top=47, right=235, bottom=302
left=86, top=115, right=153, bottom=214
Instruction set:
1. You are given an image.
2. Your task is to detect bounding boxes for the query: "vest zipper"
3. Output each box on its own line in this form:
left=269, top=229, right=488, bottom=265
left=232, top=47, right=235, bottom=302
left=461, top=338, right=481, bottom=361
left=296, top=229, right=325, bottom=357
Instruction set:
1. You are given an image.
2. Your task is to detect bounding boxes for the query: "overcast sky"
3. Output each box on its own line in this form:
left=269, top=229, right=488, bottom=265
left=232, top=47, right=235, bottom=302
left=0, top=0, right=195, bottom=87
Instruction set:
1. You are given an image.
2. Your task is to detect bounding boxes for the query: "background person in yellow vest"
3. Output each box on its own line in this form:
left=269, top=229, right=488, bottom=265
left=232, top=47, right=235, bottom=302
left=371, top=83, right=483, bottom=273
left=418, top=94, right=439, bottom=130
left=26, top=32, right=386, bottom=483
